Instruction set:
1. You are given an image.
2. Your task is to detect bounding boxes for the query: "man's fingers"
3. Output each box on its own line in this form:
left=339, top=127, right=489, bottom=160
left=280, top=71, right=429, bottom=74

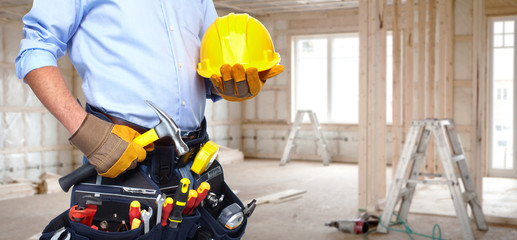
left=246, top=68, right=262, bottom=95
left=220, top=64, right=232, bottom=81
left=259, top=64, right=285, bottom=80
left=231, top=64, right=246, bottom=95
left=211, top=74, right=224, bottom=92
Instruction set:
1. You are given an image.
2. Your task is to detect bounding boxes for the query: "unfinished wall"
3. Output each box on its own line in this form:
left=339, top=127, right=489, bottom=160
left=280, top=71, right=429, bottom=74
left=246, top=3, right=477, bottom=167
left=243, top=10, right=382, bottom=163
left=0, top=22, right=76, bottom=183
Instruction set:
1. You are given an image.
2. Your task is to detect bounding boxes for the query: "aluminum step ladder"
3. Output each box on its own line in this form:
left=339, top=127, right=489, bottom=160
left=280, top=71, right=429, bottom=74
left=280, top=110, right=330, bottom=166
left=377, top=119, right=487, bottom=240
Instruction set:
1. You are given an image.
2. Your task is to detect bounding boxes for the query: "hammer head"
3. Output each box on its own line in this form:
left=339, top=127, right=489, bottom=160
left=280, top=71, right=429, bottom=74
left=145, top=100, right=189, bottom=156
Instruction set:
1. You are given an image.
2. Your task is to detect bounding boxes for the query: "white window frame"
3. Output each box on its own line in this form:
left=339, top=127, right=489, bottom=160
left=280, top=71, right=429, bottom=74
left=488, top=15, right=517, bottom=178
left=291, top=32, right=393, bottom=124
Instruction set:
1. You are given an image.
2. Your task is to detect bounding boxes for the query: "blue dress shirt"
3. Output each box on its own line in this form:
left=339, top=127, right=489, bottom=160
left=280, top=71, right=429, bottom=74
left=15, top=0, right=221, bottom=131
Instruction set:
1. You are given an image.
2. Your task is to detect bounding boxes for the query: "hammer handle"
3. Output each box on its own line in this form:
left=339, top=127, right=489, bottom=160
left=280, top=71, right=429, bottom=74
left=58, top=131, right=156, bottom=192
left=134, top=128, right=159, bottom=146
left=58, top=163, right=97, bottom=192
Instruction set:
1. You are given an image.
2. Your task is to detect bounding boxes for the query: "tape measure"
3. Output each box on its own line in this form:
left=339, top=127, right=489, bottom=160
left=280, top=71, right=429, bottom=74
left=191, top=141, right=219, bottom=175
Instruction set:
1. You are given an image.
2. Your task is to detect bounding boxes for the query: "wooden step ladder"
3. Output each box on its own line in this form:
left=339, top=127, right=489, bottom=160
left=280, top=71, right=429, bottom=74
left=377, top=119, right=487, bottom=240
left=280, top=110, right=330, bottom=166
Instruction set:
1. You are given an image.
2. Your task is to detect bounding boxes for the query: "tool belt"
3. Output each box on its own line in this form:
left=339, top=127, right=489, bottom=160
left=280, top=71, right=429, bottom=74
left=39, top=104, right=249, bottom=240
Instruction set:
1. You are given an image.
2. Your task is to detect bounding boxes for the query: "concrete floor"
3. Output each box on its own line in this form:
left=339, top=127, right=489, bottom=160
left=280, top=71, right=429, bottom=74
left=1, top=159, right=517, bottom=240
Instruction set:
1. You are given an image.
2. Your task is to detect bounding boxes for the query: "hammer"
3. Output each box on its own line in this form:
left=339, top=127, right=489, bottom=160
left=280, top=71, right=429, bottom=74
left=58, top=100, right=189, bottom=192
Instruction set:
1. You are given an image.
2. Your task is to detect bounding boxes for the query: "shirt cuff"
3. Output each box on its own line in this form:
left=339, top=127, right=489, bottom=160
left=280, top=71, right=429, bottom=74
left=15, top=49, right=58, bottom=80
left=205, top=78, right=222, bottom=102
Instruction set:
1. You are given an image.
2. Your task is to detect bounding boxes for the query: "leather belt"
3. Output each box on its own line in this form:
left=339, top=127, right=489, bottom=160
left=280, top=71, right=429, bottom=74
left=94, top=108, right=200, bottom=144
left=101, top=112, right=148, bottom=134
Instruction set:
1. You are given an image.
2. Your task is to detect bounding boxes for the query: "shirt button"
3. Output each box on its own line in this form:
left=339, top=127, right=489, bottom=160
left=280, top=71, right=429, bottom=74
left=182, top=101, right=186, bottom=106
left=169, top=26, right=174, bottom=31
left=178, top=62, right=183, bottom=68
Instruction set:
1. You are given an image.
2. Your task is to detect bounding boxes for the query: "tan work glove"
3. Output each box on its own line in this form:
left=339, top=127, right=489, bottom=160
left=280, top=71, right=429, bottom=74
left=69, top=114, right=154, bottom=178
left=210, top=63, right=284, bottom=101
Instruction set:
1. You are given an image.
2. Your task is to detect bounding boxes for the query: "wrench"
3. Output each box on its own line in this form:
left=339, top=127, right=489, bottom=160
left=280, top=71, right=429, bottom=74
left=155, top=193, right=166, bottom=226
left=141, top=207, right=153, bottom=234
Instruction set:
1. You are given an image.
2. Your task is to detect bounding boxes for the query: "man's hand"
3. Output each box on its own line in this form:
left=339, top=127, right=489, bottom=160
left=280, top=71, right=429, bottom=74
left=210, top=64, right=284, bottom=101
left=69, top=114, right=154, bottom=178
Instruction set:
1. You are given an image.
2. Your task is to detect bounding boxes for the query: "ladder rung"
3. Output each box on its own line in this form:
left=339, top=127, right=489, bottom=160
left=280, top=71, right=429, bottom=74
left=406, top=179, right=449, bottom=185
left=419, top=172, right=443, bottom=178
left=292, top=137, right=321, bottom=141
left=452, top=154, right=465, bottom=162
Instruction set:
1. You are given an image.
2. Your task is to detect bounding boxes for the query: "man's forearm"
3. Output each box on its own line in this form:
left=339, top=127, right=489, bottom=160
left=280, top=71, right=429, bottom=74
left=25, top=66, right=87, bottom=134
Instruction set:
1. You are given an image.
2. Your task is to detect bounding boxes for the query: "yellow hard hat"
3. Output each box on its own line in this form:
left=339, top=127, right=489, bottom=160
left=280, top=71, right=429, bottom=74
left=197, top=13, right=281, bottom=78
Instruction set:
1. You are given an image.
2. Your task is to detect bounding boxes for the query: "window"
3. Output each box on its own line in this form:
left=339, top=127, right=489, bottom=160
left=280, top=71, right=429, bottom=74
left=489, top=17, right=516, bottom=175
left=293, top=33, right=393, bottom=124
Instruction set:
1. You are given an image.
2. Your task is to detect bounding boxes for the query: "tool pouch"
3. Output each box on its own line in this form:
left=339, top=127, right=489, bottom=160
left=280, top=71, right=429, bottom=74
left=40, top=200, right=149, bottom=240
left=192, top=161, right=248, bottom=240
left=41, top=104, right=246, bottom=239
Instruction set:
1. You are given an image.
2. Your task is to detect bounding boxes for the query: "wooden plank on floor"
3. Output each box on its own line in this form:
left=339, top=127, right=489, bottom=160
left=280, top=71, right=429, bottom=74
left=0, top=182, right=37, bottom=200
left=252, top=189, right=307, bottom=205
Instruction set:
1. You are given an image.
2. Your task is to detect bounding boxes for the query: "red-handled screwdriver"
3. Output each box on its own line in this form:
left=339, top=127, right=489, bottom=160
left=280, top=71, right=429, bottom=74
left=161, top=197, right=173, bottom=227
left=188, top=182, right=210, bottom=214
left=129, top=200, right=141, bottom=227
left=183, top=189, right=198, bottom=215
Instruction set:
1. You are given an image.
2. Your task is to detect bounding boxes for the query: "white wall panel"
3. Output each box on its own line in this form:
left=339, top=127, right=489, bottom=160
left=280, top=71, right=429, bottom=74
left=244, top=98, right=257, bottom=120
left=454, top=42, right=473, bottom=80
left=41, top=112, right=58, bottom=146
left=454, top=87, right=472, bottom=125
left=5, top=69, right=25, bottom=106
left=276, top=91, right=289, bottom=121
left=243, top=129, right=256, bottom=153
left=25, top=113, right=42, bottom=147
left=455, top=0, right=473, bottom=35
left=257, top=91, right=276, bottom=120
left=26, top=152, right=42, bottom=182
left=58, top=150, right=74, bottom=175
left=3, top=27, right=22, bottom=63
left=42, top=151, right=59, bottom=174
left=256, top=129, right=275, bottom=154
left=4, top=113, right=24, bottom=148
left=4, top=153, right=25, bottom=181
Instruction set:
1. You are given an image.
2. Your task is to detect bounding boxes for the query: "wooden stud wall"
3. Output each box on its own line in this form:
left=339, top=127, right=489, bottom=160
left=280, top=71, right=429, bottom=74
left=391, top=0, right=402, bottom=174
left=472, top=0, right=486, bottom=206
left=358, top=0, right=387, bottom=211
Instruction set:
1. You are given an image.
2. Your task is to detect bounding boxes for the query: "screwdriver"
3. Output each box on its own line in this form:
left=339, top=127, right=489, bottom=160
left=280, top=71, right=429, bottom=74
left=183, top=189, right=198, bottom=215
left=168, top=178, right=190, bottom=228
left=161, top=197, right=173, bottom=227
left=129, top=200, right=141, bottom=227
left=189, top=182, right=210, bottom=214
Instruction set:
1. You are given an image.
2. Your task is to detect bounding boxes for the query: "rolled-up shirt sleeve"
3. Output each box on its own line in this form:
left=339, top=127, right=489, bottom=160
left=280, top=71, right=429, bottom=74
left=15, top=0, right=83, bottom=80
